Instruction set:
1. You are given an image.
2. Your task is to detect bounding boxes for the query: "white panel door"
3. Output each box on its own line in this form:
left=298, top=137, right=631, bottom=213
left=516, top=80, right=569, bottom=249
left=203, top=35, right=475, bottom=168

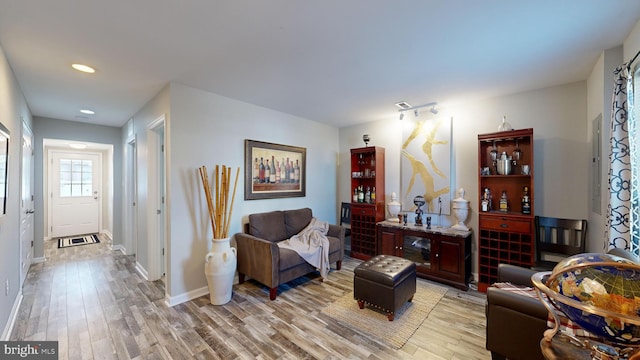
left=20, top=123, right=34, bottom=286
left=50, top=152, right=101, bottom=237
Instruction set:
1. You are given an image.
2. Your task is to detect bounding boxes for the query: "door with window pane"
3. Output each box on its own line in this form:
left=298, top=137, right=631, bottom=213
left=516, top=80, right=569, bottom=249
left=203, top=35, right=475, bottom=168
left=50, top=152, right=101, bottom=237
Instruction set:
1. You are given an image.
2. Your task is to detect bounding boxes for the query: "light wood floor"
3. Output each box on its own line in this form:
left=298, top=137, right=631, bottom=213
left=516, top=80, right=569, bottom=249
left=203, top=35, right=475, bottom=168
left=11, top=235, right=491, bottom=359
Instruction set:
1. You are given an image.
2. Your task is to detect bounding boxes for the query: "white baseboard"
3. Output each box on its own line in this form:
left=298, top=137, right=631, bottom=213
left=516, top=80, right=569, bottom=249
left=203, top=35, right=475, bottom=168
left=101, top=229, right=113, bottom=240
left=135, top=262, right=149, bottom=280
left=112, top=244, right=126, bottom=254
left=32, top=256, right=46, bottom=264
left=1, top=290, right=23, bottom=341
left=165, top=286, right=209, bottom=307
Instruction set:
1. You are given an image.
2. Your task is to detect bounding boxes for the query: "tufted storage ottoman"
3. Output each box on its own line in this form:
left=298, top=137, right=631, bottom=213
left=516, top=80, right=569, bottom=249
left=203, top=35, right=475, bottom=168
left=353, top=254, right=417, bottom=321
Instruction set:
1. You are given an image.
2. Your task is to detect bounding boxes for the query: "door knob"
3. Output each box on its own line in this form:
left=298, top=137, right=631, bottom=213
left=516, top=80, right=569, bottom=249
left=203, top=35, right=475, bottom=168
left=26, top=209, right=34, bottom=214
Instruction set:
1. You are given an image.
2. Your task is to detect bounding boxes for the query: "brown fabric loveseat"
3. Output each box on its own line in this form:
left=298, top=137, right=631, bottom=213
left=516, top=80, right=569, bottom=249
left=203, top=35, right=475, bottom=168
left=235, top=208, right=345, bottom=300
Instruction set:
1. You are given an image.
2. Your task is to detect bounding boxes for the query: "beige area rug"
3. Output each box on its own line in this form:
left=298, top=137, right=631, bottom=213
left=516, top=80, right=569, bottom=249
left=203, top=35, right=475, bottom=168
left=321, top=280, right=448, bottom=349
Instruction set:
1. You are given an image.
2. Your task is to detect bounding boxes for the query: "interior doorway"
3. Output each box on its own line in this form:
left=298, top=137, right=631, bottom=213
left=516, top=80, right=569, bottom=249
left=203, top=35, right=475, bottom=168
left=146, top=115, right=167, bottom=281
left=20, top=121, right=34, bottom=287
left=43, top=139, right=113, bottom=242
left=125, top=137, right=138, bottom=257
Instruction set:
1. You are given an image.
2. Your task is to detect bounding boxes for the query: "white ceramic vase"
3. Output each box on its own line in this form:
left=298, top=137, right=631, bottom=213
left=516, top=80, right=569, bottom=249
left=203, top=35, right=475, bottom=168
left=387, top=192, right=401, bottom=222
left=204, top=237, right=237, bottom=305
left=451, top=188, right=470, bottom=231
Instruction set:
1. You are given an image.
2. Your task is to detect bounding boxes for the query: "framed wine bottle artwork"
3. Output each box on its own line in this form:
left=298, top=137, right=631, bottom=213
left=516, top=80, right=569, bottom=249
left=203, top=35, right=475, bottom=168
left=244, top=139, right=306, bottom=200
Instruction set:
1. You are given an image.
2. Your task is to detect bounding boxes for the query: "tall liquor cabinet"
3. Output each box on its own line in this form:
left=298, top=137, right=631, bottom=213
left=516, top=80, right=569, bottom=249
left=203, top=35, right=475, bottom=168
left=477, top=128, right=534, bottom=292
left=350, top=146, right=385, bottom=260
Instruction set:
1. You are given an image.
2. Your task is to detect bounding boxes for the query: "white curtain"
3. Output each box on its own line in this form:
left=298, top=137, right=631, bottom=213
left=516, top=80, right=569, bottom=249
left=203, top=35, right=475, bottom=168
left=606, top=65, right=633, bottom=250
left=630, top=63, right=640, bottom=255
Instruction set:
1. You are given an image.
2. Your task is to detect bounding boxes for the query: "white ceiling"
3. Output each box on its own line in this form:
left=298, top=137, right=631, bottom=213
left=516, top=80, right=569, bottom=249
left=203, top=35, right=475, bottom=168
left=1, top=1, right=639, bottom=128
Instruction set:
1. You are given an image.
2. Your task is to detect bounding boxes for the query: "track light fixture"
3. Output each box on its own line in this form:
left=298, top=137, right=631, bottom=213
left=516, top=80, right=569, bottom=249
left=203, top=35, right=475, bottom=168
left=395, top=101, right=438, bottom=120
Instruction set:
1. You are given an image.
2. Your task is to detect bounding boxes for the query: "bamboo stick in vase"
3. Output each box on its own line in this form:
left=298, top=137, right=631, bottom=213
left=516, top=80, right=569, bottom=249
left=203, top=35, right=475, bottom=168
left=224, top=167, right=240, bottom=237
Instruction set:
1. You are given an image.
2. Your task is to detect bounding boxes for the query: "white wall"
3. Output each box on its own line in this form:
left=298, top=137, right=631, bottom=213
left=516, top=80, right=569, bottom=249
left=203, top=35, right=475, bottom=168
left=125, top=85, right=171, bottom=277
left=167, top=83, right=338, bottom=301
left=0, top=45, right=33, bottom=339
left=586, top=46, right=623, bottom=252
left=126, top=83, right=339, bottom=304
left=339, top=81, right=589, bottom=279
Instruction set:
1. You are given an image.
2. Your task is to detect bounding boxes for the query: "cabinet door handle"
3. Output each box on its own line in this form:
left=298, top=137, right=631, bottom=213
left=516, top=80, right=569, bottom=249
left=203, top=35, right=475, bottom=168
left=500, top=223, right=508, bottom=228
left=399, top=247, right=403, bottom=250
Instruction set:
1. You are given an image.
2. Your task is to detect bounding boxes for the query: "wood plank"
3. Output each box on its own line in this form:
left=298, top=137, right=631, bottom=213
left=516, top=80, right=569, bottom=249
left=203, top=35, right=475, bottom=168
left=12, top=235, right=492, bottom=360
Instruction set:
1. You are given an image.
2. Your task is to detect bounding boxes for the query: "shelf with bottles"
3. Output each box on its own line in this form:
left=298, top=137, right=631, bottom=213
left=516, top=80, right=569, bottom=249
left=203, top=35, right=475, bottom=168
left=478, top=129, right=532, bottom=177
left=479, top=185, right=532, bottom=216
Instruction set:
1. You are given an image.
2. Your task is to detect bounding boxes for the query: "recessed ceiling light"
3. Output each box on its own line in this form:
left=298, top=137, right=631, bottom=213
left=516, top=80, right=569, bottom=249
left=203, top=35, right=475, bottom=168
left=72, top=63, right=96, bottom=73
left=69, top=143, right=87, bottom=149
left=80, top=109, right=95, bottom=115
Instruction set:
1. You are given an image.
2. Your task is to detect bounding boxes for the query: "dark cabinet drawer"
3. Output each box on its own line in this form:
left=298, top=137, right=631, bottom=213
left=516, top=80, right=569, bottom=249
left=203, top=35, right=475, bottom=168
left=480, top=216, right=531, bottom=233
left=351, top=204, right=375, bottom=216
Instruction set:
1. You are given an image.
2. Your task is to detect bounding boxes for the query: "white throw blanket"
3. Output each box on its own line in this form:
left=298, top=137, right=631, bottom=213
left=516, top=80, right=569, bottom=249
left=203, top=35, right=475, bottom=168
left=278, top=218, right=331, bottom=279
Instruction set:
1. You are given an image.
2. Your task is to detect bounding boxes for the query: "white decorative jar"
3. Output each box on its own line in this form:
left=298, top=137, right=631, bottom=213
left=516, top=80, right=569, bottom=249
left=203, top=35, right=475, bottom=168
left=451, top=188, right=470, bottom=231
left=204, top=237, right=237, bottom=305
left=387, top=192, right=401, bottom=222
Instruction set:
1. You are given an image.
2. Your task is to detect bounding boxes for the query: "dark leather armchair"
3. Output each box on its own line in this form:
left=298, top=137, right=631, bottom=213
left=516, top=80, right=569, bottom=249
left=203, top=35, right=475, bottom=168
left=485, top=248, right=639, bottom=360
left=485, top=264, right=547, bottom=360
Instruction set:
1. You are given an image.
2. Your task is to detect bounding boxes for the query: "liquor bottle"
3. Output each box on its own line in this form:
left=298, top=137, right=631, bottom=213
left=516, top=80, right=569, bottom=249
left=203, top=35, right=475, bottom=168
left=275, top=161, right=281, bottom=183
left=253, top=158, right=259, bottom=183
left=371, top=187, right=376, bottom=204
left=294, top=160, right=300, bottom=183
left=365, top=186, right=371, bottom=204
left=499, top=191, right=509, bottom=212
left=269, top=156, right=276, bottom=183
left=521, top=186, right=531, bottom=214
left=265, top=159, right=271, bottom=183
left=481, top=188, right=491, bottom=212
left=259, top=157, right=265, bottom=183
left=353, top=187, right=358, bottom=202
left=358, top=186, right=364, bottom=203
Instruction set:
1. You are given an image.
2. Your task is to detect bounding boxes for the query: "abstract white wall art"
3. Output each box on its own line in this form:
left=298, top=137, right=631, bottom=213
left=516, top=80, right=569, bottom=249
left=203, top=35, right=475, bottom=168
left=401, top=116, right=452, bottom=216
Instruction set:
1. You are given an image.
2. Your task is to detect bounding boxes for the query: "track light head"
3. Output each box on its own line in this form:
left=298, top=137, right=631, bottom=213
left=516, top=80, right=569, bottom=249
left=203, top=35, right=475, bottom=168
left=430, top=105, right=438, bottom=114
left=399, top=112, right=404, bottom=120
left=414, top=109, right=419, bottom=118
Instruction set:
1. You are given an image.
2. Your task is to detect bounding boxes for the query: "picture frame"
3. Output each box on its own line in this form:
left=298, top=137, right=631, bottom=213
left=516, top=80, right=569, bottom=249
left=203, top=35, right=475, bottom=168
left=244, top=139, right=306, bottom=200
left=0, top=122, right=9, bottom=216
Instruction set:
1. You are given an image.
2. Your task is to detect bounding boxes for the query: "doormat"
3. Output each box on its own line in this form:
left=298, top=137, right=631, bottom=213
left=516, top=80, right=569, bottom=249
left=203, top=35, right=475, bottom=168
left=321, top=279, right=448, bottom=349
left=58, top=234, right=100, bottom=248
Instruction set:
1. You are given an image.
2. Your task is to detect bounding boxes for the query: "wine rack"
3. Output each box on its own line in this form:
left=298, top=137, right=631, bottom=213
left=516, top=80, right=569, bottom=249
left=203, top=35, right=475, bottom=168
left=350, top=146, right=385, bottom=260
left=477, top=128, right=534, bottom=292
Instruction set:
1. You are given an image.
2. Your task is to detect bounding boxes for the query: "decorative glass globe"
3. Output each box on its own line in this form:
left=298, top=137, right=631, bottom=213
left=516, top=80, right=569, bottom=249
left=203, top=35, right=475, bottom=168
left=532, top=253, right=640, bottom=351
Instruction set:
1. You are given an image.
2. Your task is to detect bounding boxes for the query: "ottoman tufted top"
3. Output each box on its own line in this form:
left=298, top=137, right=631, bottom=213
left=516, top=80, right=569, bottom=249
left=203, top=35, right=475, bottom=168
left=354, top=255, right=416, bottom=286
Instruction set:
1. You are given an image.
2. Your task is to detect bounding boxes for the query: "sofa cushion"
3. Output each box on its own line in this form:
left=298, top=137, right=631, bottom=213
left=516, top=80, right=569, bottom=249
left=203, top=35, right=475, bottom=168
left=284, top=208, right=312, bottom=238
left=278, top=248, right=308, bottom=270
left=249, top=211, right=287, bottom=242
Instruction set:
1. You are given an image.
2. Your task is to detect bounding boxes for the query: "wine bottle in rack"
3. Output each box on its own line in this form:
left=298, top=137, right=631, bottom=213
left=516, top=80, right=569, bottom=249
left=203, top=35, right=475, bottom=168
left=365, top=187, right=371, bottom=204
left=294, top=160, right=300, bottom=183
